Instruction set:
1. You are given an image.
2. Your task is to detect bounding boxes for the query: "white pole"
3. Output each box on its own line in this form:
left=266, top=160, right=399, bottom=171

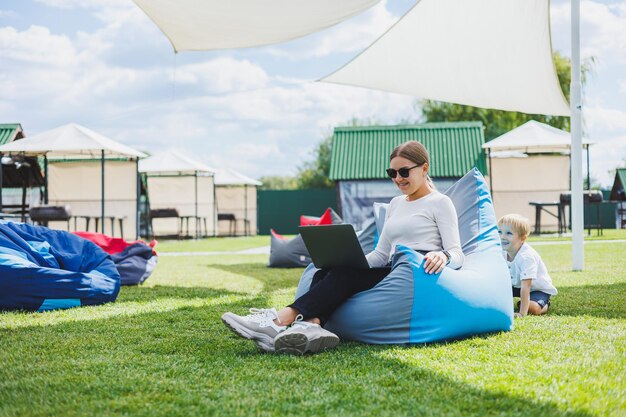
left=571, top=0, right=584, bottom=270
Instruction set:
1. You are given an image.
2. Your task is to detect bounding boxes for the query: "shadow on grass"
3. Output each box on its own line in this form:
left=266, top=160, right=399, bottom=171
left=0, top=298, right=596, bottom=417
left=550, top=282, right=626, bottom=319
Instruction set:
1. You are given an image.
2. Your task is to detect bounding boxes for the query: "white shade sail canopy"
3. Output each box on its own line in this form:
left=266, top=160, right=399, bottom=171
left=323, top=0, right=570, bottom=116
left=483, top=120, right=593, bottom=153
left=139, top=151, right=215, bottom=175
left=0, top=123, right=146, bottom=159
left=132, top=0, right=380, bottom=52
left=214, top=168, right=262, bottom=186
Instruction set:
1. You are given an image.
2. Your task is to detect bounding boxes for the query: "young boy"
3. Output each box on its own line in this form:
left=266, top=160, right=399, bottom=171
left=497, top=214, right=557, bottom=318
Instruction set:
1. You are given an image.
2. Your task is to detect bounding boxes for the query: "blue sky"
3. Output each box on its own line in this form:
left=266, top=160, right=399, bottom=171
left=1, top=0, right=625, bottom=185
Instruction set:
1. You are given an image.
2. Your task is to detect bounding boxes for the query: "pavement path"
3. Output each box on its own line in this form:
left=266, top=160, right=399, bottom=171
left=159, top=246, right=271, bottom=257
left=159, top=239, right=626, bottom=257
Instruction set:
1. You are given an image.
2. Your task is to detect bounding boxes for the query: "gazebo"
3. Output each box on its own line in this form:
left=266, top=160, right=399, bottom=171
left=483, top=120, right=593, bottom=232
left=139, top=151, right=216, bottom=238
left=0, top=123, right=45, bottom=221
left=214, top=168, right=261, bottom=236
left=0, top=123, right=146, bottom=239
left=609, top=168, right=626, bottom=229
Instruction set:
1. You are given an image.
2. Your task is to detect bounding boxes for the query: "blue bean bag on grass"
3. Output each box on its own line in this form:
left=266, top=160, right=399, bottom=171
left=294, top=168, right=513, bottom=344
left=0, top=221, right=120, bottom=312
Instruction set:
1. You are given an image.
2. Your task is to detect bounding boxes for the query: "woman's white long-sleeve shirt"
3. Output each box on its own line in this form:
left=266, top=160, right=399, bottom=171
left=365, top=191, right=464, bottom=269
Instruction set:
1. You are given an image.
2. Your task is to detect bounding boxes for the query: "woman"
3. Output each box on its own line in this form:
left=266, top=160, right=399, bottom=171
left=222, top=141, right=464, bottom=355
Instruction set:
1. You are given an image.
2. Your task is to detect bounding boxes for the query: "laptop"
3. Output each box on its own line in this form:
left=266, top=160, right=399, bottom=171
left=298, top=224, right=370, bottom=269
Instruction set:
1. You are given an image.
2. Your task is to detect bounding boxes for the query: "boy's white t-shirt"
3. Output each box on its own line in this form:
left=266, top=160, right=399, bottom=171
left=506, top=243, right=557, bottom=295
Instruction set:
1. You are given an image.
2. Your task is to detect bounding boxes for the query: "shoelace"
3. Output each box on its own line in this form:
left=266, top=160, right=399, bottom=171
left=290, top=314, right=318, bottom=330
left=245, top=308, right=277, bottom=323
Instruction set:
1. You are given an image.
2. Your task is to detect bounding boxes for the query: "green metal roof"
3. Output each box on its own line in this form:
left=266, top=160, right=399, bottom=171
left=329, top=122, right=486, bottom=180
left=0, top=123, right=24, bottom=146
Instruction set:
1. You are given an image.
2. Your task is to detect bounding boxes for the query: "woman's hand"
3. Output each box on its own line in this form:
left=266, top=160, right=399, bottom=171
left=423, top=251, right=448, bottom=274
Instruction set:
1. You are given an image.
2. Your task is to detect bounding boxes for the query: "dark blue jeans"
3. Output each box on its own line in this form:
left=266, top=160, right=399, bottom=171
left=289, top=266, right=392, bottom=323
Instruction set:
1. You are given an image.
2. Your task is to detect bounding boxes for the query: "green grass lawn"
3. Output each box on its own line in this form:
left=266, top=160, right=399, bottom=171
left=1, top=239, right=625, bottom=416
left=527, top=228, right=626, bottom=242
left=156, top=235, right=270, bottom=253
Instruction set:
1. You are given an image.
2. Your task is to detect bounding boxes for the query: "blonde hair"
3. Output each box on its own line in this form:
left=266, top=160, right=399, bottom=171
left=390, top=141, right=434, bottom=187
left=497, top=214, right=531, bottom=239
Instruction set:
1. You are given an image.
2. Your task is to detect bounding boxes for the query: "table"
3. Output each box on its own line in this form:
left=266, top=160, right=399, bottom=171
left=530, top=201, right=604, bottom=236
left=528, top=202, right=564, bottom=235
left=74, top=215, right=125, bottom=237
left=180, top=216, right=208, bottom=239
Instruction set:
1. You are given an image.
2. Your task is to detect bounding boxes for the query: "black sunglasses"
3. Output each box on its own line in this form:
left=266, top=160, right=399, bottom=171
left=386, top=164, right=420, bottom=179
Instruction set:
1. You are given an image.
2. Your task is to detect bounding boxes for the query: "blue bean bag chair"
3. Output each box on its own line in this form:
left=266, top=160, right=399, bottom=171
left=0, top=221, right=121, bottom=312
left=294, top=168, right=513, bottom=344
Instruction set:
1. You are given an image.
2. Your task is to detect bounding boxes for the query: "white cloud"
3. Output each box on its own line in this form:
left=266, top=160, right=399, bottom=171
left=0, top=10, right=18, bottom=18
left=589, top=135, right=626, bottom=185
left=308, top=1, right=397, bottom=58
left=174, top=58, right=269, bottom=93
left=34, top=0, right=128, bottom=10
left=585, top=105, right=626, bottom=133
left=264, top=0, right=398, bottom=59
left=0, top=25, right=77, bottom=65
left=551, top=0, right=626, bottom=65
left=80, top=77, right=418, bottom=177
left=578, top=103, right=626, bottom=185
left=0, top=30, right=135, bottom=105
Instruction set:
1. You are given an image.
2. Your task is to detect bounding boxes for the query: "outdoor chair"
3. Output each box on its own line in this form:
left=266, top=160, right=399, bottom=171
left=294, top=168, right=513, bottom=344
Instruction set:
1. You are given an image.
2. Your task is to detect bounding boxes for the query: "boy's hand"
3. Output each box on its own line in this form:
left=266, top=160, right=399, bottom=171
left=514, top=312, right=525, bottom=318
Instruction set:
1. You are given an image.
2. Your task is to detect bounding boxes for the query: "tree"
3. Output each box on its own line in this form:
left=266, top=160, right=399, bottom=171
left=294, top=117, right=391, bottom=189
left=257, top=137, right=334, bottom=190
left=420, top=52, right=594, bottom=140
left=258, top=175, right=297, bottom=190
left=295, top=134, right=334, bottom=189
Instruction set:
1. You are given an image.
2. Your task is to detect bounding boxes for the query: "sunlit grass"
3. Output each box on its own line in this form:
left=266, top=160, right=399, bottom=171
left=155, top=235, right=270, bottom=253
left=528, top=228, right=626, bottom=242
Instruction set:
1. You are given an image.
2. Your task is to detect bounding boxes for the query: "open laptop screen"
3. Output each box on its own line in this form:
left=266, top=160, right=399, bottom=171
left=298, top=224, right=370, bottom=269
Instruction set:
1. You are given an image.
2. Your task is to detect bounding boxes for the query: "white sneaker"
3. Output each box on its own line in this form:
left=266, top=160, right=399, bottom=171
left=274, top=316, right=340, bottom=355
left=221, top=308, right=287, bottom=352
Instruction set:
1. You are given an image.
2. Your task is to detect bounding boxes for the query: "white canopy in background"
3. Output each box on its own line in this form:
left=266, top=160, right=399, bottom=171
left=483, top=121, right=593, bottom=154
left=0, top=123, right=144, bottom=238
left=214, top=168, right=261, bottom=236
left=214, top=168, right=262, bottom=186
left=0, top=123, right=146, bottom=159
left=139, top=151, right=215, bottom=174
left=322, top=0, right=570, bottom=116
left=139, top=151, right=216, bottom=238
left=132, top=0, right=380, bottom=52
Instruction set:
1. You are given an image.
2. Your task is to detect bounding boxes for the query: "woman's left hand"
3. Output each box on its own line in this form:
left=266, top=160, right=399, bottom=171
left=423, top=251, right=447, bottom=274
